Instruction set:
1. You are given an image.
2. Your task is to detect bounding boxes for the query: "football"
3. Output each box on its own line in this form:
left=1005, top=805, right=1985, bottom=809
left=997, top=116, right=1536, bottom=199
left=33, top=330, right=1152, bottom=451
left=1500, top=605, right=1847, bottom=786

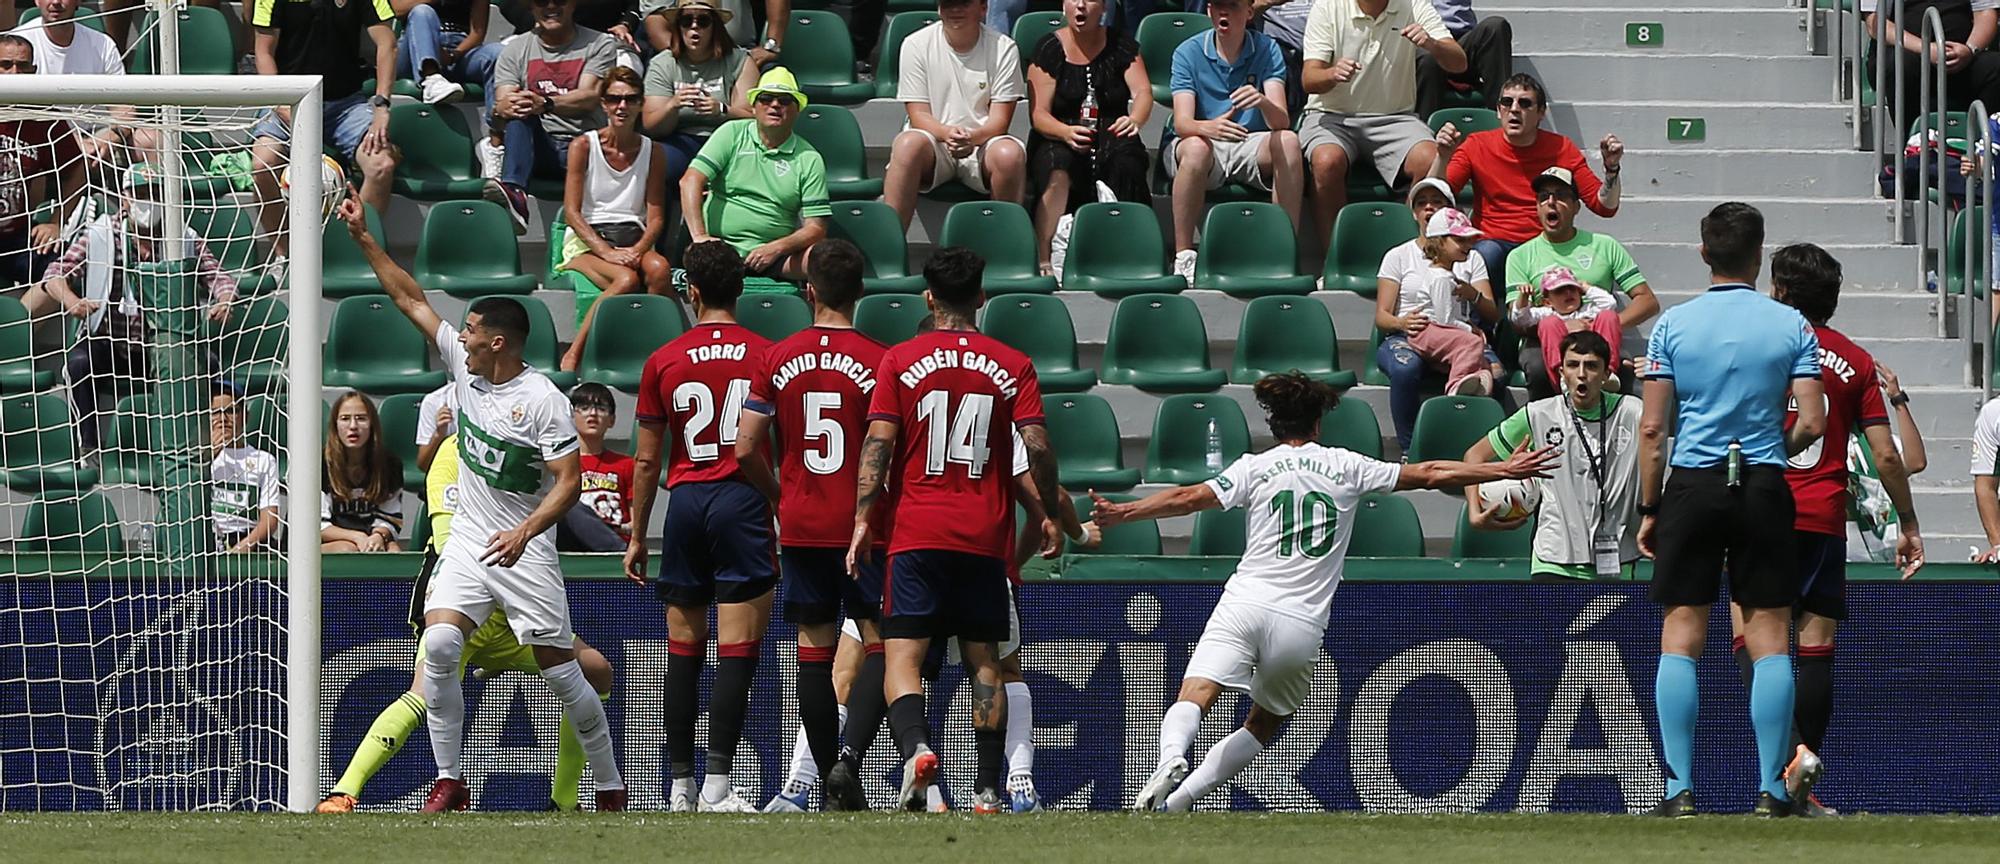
left=280, top=153, right=347, bottom=221
left=1480, top=478, right=1540, bottom=521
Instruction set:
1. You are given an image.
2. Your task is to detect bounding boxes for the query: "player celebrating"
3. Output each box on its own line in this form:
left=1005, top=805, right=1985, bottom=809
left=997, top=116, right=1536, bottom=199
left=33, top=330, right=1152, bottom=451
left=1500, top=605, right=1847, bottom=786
left=340, top=198, right=626, bottom=813
left=846, top=246, right=1075, bottom=814
left=1105, top=372, right=1557, bottom=812
left=623, top=240, right=775, bottom=813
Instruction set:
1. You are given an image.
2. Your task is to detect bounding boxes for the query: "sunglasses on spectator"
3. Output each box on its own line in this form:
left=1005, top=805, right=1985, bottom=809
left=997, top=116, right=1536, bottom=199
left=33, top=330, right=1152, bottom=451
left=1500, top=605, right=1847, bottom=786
left=0, top=59, right=34, bottom=71
left=531, top=0, right=566, bottom=7
left=681, top=14, right=714, bottom=27
left=756, top=93, right=798, bottom=108
left=602, top=93, right=640, bottom=104
left=1496, top=96, right=1540, bottom=110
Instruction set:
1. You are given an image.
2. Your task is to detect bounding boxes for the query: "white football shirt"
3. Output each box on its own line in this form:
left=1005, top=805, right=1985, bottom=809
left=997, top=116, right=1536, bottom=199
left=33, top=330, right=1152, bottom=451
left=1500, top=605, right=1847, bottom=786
left=1204, top=443, right=1402, bottom=625
left=1972, top=396, right=2000, bottom=477
left=436, top=320, right=580, bottom=565
left=210, top=445, right=280, bottom=537
left=414, top=382, right=459, bottom=447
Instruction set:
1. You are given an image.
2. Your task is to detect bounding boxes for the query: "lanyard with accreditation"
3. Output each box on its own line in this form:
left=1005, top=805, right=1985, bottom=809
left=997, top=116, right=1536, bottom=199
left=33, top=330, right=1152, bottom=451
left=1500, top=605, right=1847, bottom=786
left=1562, top=397, right=1621, bottom=578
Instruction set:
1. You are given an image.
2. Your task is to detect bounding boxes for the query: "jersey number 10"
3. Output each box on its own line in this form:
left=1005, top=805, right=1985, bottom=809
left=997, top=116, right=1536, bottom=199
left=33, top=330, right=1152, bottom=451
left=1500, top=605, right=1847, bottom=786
left=1270, top=489, right=1339, bottom=558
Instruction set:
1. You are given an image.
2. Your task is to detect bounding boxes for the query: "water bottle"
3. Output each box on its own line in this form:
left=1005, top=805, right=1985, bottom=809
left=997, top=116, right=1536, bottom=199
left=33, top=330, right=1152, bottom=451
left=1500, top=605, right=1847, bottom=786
left=1925, top=268, right=1939, bottom=295
left=1077, top=70, right=1100, bottom=153
left=138, top=523, right=155, bottom=555
left=1205, top=418, right=1223, bottom=473
left=1726, top=440, right=1743, bottom=488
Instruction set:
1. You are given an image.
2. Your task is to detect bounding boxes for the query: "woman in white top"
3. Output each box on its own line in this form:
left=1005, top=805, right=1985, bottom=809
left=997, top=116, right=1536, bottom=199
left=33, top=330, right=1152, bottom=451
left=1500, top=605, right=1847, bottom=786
left=1373, top=179, right=1501, bottom=449
left=558, top=65, right=670, bottom=372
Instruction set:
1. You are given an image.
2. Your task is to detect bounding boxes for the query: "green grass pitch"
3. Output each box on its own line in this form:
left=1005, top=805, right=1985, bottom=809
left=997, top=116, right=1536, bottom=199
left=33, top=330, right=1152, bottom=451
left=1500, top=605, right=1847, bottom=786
left=8, top=813, right=2000, bottom=863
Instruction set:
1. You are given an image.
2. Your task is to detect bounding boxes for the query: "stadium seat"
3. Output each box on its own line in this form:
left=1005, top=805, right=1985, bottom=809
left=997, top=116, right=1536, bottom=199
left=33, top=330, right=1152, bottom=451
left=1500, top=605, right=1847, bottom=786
left=1012, top=11, right=1064, bottom=65
left=580, top=294, right=689, bottom=392
left=876, top=11, right=942, bottom=97
left=1072, top=493, right=1161, bottom=555
left=1450, top=502, right=1535, bottom=558
left=796, top=105, right=883, bottom=200
left=739, top=293, right=812, bottom=342
left=189, top=205, right=278, bottom=296
left=19, top=491, right=123, bottom=555
left=322, top=295, right=447, bottom=395
left=414, top=201, right=538, bottom=297
left=1909, top=110, right=1972, bottom=142
left=1948, top=203, right=1989, bottom=298
left=128, top=8, right=235, bottom=75
left=388, top=103, right=486, bottom=201
left=173, top=132, right=235, bottom=201
left=1061, top=202, right=1186, bottom=297
left=1404, top=395, right=1507, bottom=464
left=100, top=394, right=161, bottom=487
left=410, top=501, right=433, bottom=551
left=1144, top=394, right=1250, bottom=485
left=1322, top=202, right=1417, bottom=295
left=217, top=296, right=288, bottom=393
left=1192, top=203, right=1316, bottom=296
left=1428, top=107, right=1501, bottom=134
left=937, top=201, right=1059, bottom=294
left=1189, top=506, right=1246, bottom=556
left=0, top=295, right=52, bottom=394
left=321, top=202, right=386, bottom=299
left=1230, top=297, right=1358, bottom=387
left=1099, top=294, right=1227, bottom=392
left=1136, top=13, right=1211, bottom=104
left=781, top=11, right=875, bottom=104
left=241, top=393, right=289, bottom=465
left=980, top=295, right=1097, bottom=391
left=828, top=201, right=925, bottom=292
left=1349, top=492, right=1425, bottom=557
left=855, top=295, right=928, bottom=345
left=376, top=392, right=427, bottom=492
left=1319, top=397, right=1384, bottom=460
left=0, top=393, right=99, bottom=493
left=1041, top=393, right=1138, bottom=490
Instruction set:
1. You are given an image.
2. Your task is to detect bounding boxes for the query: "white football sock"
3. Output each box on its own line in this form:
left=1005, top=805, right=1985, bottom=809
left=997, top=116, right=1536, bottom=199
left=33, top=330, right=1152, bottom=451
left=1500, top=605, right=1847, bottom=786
left=1158, top=700, right=1202, bottom=764
left=420, top=623, right=467, bottom=780
left=702, top=772, right=733, bottom=802
left=784, top=703, right=847, bottom=794
left=1004, top=682, right=1033, bottom=779
left=925, top=783, right=945, bottom=810
left=1166, top=729, right=1262, bottom=813
left=543, top=659, right=623, bottom=790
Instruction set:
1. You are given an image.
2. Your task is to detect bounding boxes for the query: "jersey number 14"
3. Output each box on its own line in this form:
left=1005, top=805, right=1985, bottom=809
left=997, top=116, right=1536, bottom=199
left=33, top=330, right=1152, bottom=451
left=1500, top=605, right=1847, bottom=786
left=1270, top=489, right=1338, bottom=558
left=916, top=391, right=995, bottom=478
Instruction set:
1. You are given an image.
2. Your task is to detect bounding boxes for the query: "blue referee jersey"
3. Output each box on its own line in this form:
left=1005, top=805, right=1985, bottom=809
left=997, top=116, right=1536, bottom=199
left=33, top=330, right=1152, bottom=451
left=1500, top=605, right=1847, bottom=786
left=1643, top=283, right=1821, bottom=469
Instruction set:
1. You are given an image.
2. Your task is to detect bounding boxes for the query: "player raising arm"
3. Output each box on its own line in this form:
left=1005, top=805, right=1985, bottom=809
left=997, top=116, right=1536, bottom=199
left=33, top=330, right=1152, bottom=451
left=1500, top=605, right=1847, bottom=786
left=1105, top=372, right=1556, bottom=812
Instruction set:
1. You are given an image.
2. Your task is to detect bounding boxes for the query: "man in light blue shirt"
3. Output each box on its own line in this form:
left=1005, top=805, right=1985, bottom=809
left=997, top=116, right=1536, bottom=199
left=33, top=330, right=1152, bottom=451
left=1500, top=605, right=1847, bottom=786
left=1634, top=201, right=1827, bottom=819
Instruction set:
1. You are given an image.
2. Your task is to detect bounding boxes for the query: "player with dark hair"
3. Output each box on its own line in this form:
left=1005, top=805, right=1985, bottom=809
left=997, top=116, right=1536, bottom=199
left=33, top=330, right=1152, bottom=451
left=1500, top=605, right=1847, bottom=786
left=1106, top=372, right=1557, bottom=812
left=624, top=238, right=775, bottom=812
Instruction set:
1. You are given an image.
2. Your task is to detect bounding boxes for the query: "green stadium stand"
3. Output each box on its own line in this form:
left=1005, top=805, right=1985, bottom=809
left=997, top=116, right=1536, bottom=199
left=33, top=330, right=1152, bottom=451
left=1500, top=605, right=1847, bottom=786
left=580, top=294, right=688, bottom=392
left=1144, top=393, right=1250, bottom=485
left=377, top=392, right=427, bottom=492
left=321, top=202, right=386, bottom=299
left=100, top=394, right=161, bottom=487
left=189, top=205, right=278, bottom=296
left=1319, top=397, right=1385, bottom=460
left=322, top=295, right=448, bottom=395
left=1450, top=502, right=1536, bottom=558
left=1322, top=202, right=1416, bottom=295
left=20, top=491, right=123, bottom=554
left=938, top=201, right=1059, bottom=294
left=0, top=296, right=52, bottom=394
left=1041, top=392, right=1138, bottom=490
left=1193, top=203, right=1316, bottom=296
left=217, top=296, right=289, bottom=394
left=1189, top=506, right=1246, bottom=556
left=782, top=11, right=876, bottom=104
left=829, top=200, right=926, bottom=293
left=128, top=8, right=234, bottom=75
left=1948, top=204, right=1988, bottom=298
left=1136, top=13, right=1211, bottom=105
left=981, top=294, right=1097, bottom=391
left=1231, top=296, right=1358, bottom=387
left=796, top=105, right=883, bottom=200
left=1349, top=492, right=1424, bottom=557
left=388, top=103, right=486, bottom=202
left=414, top=201, right=538, bottom=297
left=739, top=293, right=813, bottom=342
left=1428, top=107, right=1502, bottom=134
left=855, top=294, right=929, bottom=345
left=1, top=393, right=99, bottom=493
left=1405, top=395, right=1507, bottom=464
left=876, top=11, right=941, bottom=97
left=1012, top=11, right=1063, bottom=65
left=1061, top=202, right=1186, bottom=297
left=1099, top=293, right=1227, bottom=392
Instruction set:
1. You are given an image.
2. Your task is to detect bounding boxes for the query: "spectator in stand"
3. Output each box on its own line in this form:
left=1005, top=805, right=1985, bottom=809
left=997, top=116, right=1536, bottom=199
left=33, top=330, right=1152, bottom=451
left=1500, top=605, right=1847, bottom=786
left=558, top=66, right=670, bottom=373
left=394, top=0, right=505, bottom=107
left=1298, top=0, right=1464, bottom=252
left=641, top=0, right=756, bottom=193
left=1862, top=0, right=2000, bottom=114
left=413, top=381, right=456, bottom=472
left=249, top=0, right=402, bottom=259
left=1509, top=265, right=1623, bottom=395
left=563, top=381, right=634, bottom=552
left=98, top=0, right=228, bottom=50
left=10, top=0, right=118, bottom=74
left=0, top=34, right=83, bottom=292
left=1166, top=0, right=1301, bottom=284
left=1429, top=73, right=1622, bottom=281
left=1502, top=165, right=1656, bottom=398
left=1373, top=182, right=1498, bottom=449
left=1026, top=0, right=1151, bottom=275
left=642, top=0, right=787, bottom=69
left=683, top=67, right=830, bottom=278
left=883, top=0, right=1027, bottom=232
left=488, top=0, right=619, bottom=234
left=1413, top=0, right=1509, bottom=117
left=209, top=384, right=281, bottom=555
left=322, top=390, right=406, bottom=553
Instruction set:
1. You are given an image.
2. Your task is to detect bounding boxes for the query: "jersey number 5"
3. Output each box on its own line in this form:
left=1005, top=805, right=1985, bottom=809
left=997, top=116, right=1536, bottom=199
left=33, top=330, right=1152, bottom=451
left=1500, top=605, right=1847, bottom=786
left=916, top=391, right=995, bottom=478
left=1270, top=489, right=1338, bottom=558
left=674, top=379, right=751, bottom=462
left=803, top=391, right=845, bottom=475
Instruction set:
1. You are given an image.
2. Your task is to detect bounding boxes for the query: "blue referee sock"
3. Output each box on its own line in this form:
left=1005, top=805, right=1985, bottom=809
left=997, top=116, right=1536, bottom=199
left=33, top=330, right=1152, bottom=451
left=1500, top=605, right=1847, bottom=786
left=1750, top=654, right=1796, bottom=801
left=1655, top=653, right=1698, bottom=799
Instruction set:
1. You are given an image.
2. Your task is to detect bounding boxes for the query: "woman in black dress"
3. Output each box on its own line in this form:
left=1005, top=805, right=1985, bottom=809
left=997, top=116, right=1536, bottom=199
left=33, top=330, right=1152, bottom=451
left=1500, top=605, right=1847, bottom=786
left=1026, top=0, right=1152, bottom=274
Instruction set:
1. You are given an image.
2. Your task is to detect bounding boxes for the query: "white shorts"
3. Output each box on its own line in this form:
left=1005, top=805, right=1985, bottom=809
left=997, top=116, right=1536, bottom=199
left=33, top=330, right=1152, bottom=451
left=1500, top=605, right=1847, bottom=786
left=910, top=129, right=1021, bottom=194
left=840, top=617, right=862, bottom=643
left=425, top=538, right=574, bottom=648
left=1164, top=131, right=1273, bottom=192
left=946, top=585, right=1021, bottom=663
left=1182, top=597, right=1324, bottom=716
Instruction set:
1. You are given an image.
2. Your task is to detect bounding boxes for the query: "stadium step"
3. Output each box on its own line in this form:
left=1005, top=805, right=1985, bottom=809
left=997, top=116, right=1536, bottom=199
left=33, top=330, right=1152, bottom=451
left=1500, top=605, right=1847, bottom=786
left=1626, top=242, right=1920, bottom=293
left=1480, top=0, right=1795, bottom=9
left=1547, top=103, right=1858, bottom=153
left=1504, top=7, right=1815, bottom=56
left=1651, top=289, right=1937, bottom=338
left=1518, top=54, right=1834, bottom=102
left=1618, top=149, right=1880, bottom=198
left=1576, top=196, right=1894, bottom=244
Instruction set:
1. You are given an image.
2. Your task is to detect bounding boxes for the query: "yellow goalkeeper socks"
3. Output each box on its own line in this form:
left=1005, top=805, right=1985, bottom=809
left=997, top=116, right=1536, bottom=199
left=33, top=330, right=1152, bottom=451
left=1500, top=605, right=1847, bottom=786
left=332, top=691, right=426, bottom=798
left=550, top=692, right=611, bottom=811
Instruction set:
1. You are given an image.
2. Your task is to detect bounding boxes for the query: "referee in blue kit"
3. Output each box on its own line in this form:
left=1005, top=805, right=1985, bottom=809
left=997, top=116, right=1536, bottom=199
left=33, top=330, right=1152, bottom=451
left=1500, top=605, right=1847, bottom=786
left=1634, top=202, right=1826, bottom=819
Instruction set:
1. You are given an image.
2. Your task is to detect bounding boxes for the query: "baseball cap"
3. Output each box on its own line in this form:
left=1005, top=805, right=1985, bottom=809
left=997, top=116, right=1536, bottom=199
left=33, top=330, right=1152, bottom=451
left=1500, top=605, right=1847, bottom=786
left=1407, top=177, right=1456, bottom=207
left=1425, top=208, right=1482, bottom=239
left=1538, top=265, right=1585, bottom=294
left=1531, top=166, right=1576, bottom=194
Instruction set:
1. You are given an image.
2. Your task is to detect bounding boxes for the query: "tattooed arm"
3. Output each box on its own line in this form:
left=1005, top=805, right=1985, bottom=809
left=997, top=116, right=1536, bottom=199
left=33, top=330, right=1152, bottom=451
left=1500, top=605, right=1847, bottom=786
left=1020, top=424, right=1081, bottom=540
left=846, top=419, right=898, bottom=578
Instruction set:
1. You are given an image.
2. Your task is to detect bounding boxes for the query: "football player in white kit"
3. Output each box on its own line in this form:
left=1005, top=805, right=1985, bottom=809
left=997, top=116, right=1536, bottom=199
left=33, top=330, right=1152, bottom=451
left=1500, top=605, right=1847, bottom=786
left=1097, top=372, right=1558, bottom=812
left=339, top=199, right=626, bottom=812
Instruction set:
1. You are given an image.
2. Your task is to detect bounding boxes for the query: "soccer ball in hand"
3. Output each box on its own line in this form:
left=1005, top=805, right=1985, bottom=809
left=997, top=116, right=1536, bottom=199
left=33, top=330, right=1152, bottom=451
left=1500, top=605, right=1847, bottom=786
left=1480, top=478, right=1540, bottom=521
left=280, top=153, right=348, bottom=221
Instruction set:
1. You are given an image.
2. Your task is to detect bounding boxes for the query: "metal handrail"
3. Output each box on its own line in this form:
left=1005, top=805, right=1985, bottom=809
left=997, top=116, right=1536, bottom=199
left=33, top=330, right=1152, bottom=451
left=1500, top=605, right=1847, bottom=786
left=1917, top=6, right=1947, bottom=312
left=1887, top=0, right=1908, bottom=238
left=1969, top=101, right=1995, bottom=394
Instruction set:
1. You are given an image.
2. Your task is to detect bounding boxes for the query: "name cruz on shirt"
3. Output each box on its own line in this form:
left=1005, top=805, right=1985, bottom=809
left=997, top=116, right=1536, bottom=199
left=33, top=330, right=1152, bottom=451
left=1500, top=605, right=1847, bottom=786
left=896, top=347, right=1022, bottom=399
left=1817, top=346, right=1857, bottom=384
left=772, top=351, right=878, bottom=393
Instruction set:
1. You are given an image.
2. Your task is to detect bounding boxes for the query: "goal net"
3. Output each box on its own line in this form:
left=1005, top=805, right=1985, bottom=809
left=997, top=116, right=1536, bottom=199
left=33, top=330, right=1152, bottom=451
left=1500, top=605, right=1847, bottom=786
left=0, top=68, right=326, bottom=811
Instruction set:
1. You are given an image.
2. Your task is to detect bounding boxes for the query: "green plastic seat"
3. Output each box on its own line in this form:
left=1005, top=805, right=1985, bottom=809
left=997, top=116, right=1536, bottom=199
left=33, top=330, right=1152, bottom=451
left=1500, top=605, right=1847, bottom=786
left=20, top=491, right=124, bottom=554
left=1322, top=202, right=1416, bottom=295
left=980, top=295, right=1096, bottom=391
left=129, top=8, right=236, bottom=75
left=1428, top=107, right=1501, bottom=134
left=1041, top=393, right=1137, bottom=491
left=188, top=205, right=277, bottom=296
left=414, top=201, right=538, bottom=297
left=322, top=295, right=448, bottom=395
left=100, top=394, right=161, bottom=487
left=1909, top=110, right=1972, bottom=142
left=1450, top=502, right=1535, bottom=558
left=1349, top=492, right=1424, bottom=557
left=321, top=202, right=387, bottom=298
left=1012, top=11, right=1064, bottom=65
left=1231, top=297, right=1358, bottom=387
left=796, top=105, right=882, bottom=200
left=828, top=201, right=925, bottom=292
left=876, top=12, right=942, bottom=97
left=1319, top=397, right=1384, bottom=460
left=855, top=295, right=929, bottom=345
left=1136, top=13, right=1211, bottom=105
left=781, top=11, right=876, bottom=104
left=1948, top=204, right=1989, bottom=299
left=1100, top=293, right=1227, bottom=392
left=1061, top=202, right=1185, bottom=297
left=1192, top=203, right=1315, bottom=297
left=937, top=201, right=1059, bottom=294
left=469, top=294, right=575, bottom=389
left=1405, top=395, right=1507, bottom=464
left=389, top=103, right=486, bottom=201
left=241, top=393, right=290, bottom=465
left=0, top=393, right=99, bottom=493
left=1189, top=506, right=1246, bottom=556
left=384, top=76, right=487, bottom=103
left=410, top=501, right=434, bottom=551
left=377, top=392, right=427, bottom=492
left=739, top=293, right=812, bottom=342
left=0, top=295, right=52, bottom=394
left=1144, top=393, right=1250, bottom=485
left=580, top=294, right=689, bottom=392
left=1072, top=493, right=1161, bottom=554
left=217, top=296, right=288, bottom=394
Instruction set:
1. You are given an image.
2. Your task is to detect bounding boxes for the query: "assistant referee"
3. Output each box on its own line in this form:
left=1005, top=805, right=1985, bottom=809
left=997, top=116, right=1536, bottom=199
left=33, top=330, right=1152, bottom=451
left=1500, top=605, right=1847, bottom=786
left=1634, top=202, right=1826, bottom=819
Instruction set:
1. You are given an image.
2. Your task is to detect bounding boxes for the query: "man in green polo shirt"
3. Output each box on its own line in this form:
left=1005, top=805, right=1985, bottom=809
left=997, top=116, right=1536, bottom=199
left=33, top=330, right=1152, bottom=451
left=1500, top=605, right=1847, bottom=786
left=1504, top=166, right=1659, bottom=397
left=683, top=67, right=830, bottom=280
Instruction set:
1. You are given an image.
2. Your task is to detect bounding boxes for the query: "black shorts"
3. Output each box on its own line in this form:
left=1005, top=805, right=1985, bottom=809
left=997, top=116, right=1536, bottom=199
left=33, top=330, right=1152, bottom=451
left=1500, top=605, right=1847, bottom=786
left=1649, top=465, right=1799, bottom=609
left=407, top=546, right=441, bottom=632
left=657, top=480, right=778, bottom=607
left=1795, top=531, right=1848, bottom=620
left=781, top=545, right=883, bottom=625
left=880, top=549, right=1011, bottom=644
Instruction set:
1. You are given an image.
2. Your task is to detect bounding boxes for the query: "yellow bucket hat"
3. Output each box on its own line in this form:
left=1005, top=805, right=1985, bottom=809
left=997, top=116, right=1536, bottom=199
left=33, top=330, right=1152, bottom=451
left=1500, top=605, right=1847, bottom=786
left=747, top=66, right=809, bottom=110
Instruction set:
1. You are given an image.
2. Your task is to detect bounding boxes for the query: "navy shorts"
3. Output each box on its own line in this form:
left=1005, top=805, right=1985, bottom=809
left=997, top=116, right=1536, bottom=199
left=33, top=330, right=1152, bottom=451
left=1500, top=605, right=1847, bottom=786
left=1795, top=531, right=1847, bottom=620
left=881, top=549, right=1011, bottom=644
left=781, top=545, right=883, bottom=625
left=657, top=480, right=777, bottom=607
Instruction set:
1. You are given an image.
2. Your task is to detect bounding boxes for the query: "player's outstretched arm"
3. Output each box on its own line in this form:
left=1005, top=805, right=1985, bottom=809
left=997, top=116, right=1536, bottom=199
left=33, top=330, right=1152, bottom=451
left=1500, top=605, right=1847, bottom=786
left=1090, top=484, right=1220, bottom=528
left=484, top=452, right=582, bottom=568
left=624, top=420, right=667, bottom=584
left=847, top=420, right=897, bottom=576
left=1459, top=437, right=1530, bottom=532
left=1397, top=444, right=1560, bottom=492
left=734, top=410, right=781, bottom=507
left=1020, top=425, right=1080, bottom=539
left=336, top=196, right=443, bottom=345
